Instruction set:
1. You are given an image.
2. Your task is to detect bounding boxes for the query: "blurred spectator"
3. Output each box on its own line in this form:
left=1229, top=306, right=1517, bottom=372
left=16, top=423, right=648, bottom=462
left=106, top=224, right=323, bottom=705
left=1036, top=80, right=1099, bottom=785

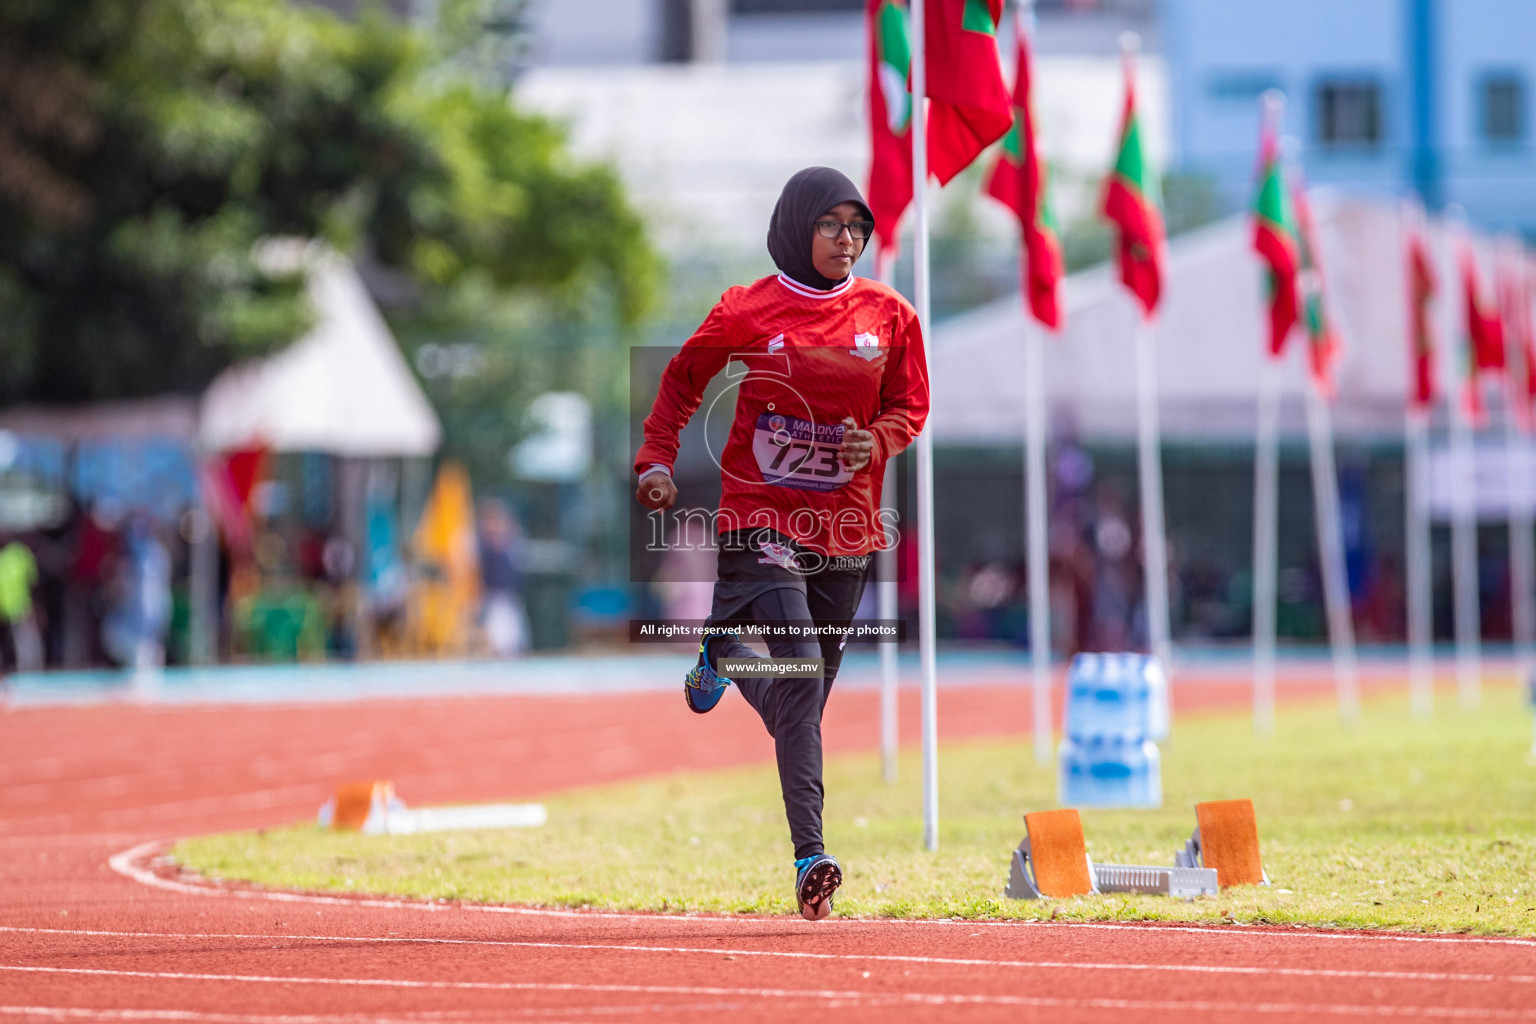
left=478, top=500, right=529, bottom=657
left=67, top=502, right=121, bottom=667
left=1089, top=482, right=1138, bottom=651
left=1358, top=553, right=1407, bottom=642
left=103, top=515, right=171, bottom=669
left=0, top=535, right=41, bottom=674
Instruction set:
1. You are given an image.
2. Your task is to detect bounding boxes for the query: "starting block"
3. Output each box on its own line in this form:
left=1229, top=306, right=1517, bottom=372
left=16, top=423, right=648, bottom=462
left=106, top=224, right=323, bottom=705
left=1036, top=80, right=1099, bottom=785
left=1006, top=809, right=1097, bottom=899
left=1006, top=807, right=1219, bottom=901
left=319, top=780, right=403, bottom=832
left=317, top=780, right=547, bottom=835
left=1173, top=798, right=1268, bottom=888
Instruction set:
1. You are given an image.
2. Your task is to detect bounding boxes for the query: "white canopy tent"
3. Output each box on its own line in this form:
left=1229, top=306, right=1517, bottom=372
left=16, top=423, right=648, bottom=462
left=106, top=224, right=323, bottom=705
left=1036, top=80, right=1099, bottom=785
left=929, top=194, right=1416, bottom=444
left=199, top=251, right=441, bottom=457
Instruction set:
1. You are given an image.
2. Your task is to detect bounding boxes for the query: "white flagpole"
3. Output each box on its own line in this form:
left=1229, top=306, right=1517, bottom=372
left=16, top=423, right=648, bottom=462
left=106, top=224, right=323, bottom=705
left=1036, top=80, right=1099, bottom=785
left=1503, top=407, right=1535, bottom=669
left=1304, top=383, right=1361, bottom=721
left=910, top=0, right=940, bottom=852
left=1447, top=213, right=1482, bottom=709
left=1134, top=319, right=1173, bottom=677
left=1250, top=91, right=1286, bottom=735
left=1450, top=383, right=1482, bottom=709
left=1406, top=408, right=1435, bottom=716
left=877, top=255, right=901, bottom=785
left=1296, top=176, right=1360, bottom=724
left=1402, top=199, right=1435, bottom=718
left=1017, top=0, right=1052, bottom=766
left=1252, top=351, right=1281, bottom=734
left=1024, top=316, right=1052, bottom=764
left=1499, top=239, right=1536, bottom=684
left=1117, top=32, right=1173, bottom=683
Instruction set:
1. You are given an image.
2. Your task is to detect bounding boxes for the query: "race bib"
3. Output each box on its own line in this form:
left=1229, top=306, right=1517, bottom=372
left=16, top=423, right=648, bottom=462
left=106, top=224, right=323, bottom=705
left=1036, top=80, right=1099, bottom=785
left=752, top=412, right=851, bottom=492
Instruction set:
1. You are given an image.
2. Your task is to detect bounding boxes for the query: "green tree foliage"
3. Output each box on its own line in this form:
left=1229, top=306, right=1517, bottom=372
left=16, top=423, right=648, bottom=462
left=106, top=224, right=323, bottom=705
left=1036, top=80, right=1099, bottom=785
left=0, top=0, right=658, bottom=404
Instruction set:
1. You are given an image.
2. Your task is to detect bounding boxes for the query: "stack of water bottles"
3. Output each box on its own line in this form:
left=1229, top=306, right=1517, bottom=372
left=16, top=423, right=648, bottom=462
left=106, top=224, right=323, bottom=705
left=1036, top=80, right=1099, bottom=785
left=1058, top=653, right=1170, bottom=808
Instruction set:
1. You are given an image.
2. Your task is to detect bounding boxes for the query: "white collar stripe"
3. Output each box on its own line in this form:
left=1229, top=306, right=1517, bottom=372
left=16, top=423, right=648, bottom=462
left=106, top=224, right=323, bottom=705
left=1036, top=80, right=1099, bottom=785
left=776, top=273, right=855, bottom=300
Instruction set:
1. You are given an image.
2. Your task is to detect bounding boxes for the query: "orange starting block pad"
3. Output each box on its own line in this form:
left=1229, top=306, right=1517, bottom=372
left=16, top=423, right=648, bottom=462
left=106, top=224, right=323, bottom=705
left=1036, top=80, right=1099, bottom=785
left=318, top=780, right=403, bottom=833
left=1174, top=798, right=1268, bottom=888
left=1005, top=808, right=1220, bottom=900
left=1005, top=809, right=1097, bottom=899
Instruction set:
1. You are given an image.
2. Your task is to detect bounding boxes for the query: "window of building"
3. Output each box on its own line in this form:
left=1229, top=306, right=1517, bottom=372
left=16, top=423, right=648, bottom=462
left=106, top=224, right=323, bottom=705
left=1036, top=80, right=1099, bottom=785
left=1315, top=79, right=1383, bottom=148
left=1206, top=71, right=1283, bottom=103
left=1482, top=73, right=1524, bottom=144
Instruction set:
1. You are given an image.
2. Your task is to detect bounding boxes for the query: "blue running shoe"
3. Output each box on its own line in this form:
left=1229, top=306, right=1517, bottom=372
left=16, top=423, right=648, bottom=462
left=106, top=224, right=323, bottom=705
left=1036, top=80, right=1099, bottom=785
left=794, top=854, right=842, bottom=921
left=683, top=633, right=735, bottom=714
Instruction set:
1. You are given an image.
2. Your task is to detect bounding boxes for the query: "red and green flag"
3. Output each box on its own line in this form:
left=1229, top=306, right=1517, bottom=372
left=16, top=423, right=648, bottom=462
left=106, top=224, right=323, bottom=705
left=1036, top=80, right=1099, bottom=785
left=866, top=0, right=913, bottom=266
left=1461, top=246, right=1505, bottom=425
left=984, top=15, right=1063, bottom=330
left=924, top=0, right=1012, bottom=186
left=1498, top=256, right=1536, bottom=430
left=1293, top=185, right=1339, bottom=397
left=1406, top=221, right=1437, bottom=410
left=1251, top=119, right=1300, bottom=357
left=1100, top=51, right=1164, bottom=318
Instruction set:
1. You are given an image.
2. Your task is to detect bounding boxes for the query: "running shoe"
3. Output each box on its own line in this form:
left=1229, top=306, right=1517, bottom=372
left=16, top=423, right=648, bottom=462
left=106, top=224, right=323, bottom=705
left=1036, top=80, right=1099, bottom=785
left=794, top=853, right=842, bottom=921
left=683, top=633, right=735, bottom=714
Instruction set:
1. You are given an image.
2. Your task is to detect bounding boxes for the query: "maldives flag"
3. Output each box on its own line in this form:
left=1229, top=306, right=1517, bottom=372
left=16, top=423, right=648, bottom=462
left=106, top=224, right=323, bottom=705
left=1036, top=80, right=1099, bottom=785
left=1100, top=51, right=1164, bottom=318
left=1406, top=223, right=1437, bottom=410
left=1498, top=257, right=1536, bottom=430
left=984, top=16, right=1063, bottom=330
left=866, top=0, right=913, bottom=264
left=1462, top=246, right=1505, bottom=424
left=1293, top=186, right=1339, bottom=397
left=925, top=0, right=1012, bottom=185
left=1252, top=120, right=1300, bottom=357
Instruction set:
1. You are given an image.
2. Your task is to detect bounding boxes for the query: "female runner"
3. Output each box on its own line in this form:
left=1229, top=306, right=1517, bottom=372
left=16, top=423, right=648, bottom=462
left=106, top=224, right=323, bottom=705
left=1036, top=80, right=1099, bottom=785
left=633, top=166, right=929, bottom=920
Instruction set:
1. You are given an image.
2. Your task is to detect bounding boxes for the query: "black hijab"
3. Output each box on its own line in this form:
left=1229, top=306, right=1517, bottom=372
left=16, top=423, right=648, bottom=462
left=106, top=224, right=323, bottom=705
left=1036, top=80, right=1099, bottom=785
left=767, top=167, right=874, bottom=291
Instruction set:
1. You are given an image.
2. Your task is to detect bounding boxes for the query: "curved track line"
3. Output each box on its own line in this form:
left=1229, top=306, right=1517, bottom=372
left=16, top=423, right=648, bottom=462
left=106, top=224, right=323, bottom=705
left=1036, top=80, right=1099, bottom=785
left=6, top=925, right=1534, bottom=986
left=109, top=839, right=1536, bottom=949
left=3, top=966, right=1534, bottom=1020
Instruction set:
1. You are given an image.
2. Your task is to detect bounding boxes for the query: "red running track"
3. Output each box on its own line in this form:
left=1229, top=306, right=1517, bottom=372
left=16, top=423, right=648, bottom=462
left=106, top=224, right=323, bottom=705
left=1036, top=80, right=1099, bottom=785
left=1, top=673, right=1533, bottom=1022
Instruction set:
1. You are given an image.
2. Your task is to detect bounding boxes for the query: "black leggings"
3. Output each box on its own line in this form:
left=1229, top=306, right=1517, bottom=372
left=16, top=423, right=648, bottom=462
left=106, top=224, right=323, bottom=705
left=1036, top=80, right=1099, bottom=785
left=707, top=576, right=866, bottom=861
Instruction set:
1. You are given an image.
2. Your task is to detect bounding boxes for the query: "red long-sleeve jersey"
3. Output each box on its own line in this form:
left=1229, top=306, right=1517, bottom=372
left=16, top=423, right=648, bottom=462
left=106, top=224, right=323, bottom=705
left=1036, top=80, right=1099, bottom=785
left=635, top=272, right=929, bottom=557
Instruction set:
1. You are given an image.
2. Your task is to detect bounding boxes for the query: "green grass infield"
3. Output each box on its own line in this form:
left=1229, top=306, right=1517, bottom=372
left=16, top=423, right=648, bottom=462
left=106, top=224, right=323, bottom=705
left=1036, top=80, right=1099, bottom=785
left=174, top=683, right=1536, bottom=934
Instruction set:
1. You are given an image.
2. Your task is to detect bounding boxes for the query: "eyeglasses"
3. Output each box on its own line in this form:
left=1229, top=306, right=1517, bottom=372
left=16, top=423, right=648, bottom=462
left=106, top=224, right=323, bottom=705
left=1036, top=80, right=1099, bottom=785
left=814, top=219, right=874, bottom=241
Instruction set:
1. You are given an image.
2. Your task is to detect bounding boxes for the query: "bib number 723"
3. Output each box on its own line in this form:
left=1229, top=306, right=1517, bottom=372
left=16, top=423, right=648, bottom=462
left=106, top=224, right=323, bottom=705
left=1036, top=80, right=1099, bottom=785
left=752, top=413, right=853, bottom=492
left=766, top=439, right=841, bottom=478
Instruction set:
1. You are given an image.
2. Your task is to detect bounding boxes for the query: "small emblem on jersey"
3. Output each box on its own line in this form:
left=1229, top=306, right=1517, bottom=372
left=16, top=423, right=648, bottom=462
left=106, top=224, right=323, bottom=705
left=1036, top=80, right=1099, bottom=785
left=850, top=332, right=882, bottom=361
left=757, top=538, right=802, bottom=571
left=768, top=414, right=787, bottom=434
left=767, top=333, right=785, bottom=353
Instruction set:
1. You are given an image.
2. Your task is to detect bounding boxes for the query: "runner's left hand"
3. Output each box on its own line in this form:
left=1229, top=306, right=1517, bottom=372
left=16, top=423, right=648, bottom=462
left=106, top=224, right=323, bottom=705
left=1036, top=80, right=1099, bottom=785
left=839, top=417, right=875, bottom=473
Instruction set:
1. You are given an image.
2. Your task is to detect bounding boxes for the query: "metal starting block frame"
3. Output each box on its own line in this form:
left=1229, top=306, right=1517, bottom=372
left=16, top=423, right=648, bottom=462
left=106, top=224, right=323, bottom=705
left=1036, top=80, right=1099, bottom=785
left=1006, top=841, right=1218, bottom=899
left=1094, top=863, right=1219, bottom=898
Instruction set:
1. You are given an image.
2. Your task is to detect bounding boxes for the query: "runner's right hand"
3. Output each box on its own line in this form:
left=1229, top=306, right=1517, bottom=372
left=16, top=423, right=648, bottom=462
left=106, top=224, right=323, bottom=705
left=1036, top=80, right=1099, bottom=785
left=636, top=471, right=677, bottom=511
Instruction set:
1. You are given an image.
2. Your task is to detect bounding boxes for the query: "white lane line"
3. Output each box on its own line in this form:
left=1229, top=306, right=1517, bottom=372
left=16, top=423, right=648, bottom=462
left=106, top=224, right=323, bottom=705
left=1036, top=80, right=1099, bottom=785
left=0, top=1008, right=497, bottom=1024
left=0, top=833, right=145, bottom=849
left=107, top=839, right=1536, bottom=950
left=3, top=925, right=1532, bottom=987
left=2, top=966, right=1534, bottom=1020
left=0, top=1004, right=736, bottom=1022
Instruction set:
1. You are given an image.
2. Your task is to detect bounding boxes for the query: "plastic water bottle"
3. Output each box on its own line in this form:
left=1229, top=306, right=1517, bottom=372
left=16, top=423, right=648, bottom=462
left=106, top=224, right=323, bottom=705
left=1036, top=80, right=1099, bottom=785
left=1058, top=652, right=1166, bottom=809
left=1058, top=734, right=1162, bottom=808
left=1065, top=653, right=1169, bottom=742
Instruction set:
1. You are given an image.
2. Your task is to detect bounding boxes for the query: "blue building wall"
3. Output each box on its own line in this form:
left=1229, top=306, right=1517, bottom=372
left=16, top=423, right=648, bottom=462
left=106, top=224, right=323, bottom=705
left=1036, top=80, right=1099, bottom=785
left=1163, top=0, right=1536, bottom=234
